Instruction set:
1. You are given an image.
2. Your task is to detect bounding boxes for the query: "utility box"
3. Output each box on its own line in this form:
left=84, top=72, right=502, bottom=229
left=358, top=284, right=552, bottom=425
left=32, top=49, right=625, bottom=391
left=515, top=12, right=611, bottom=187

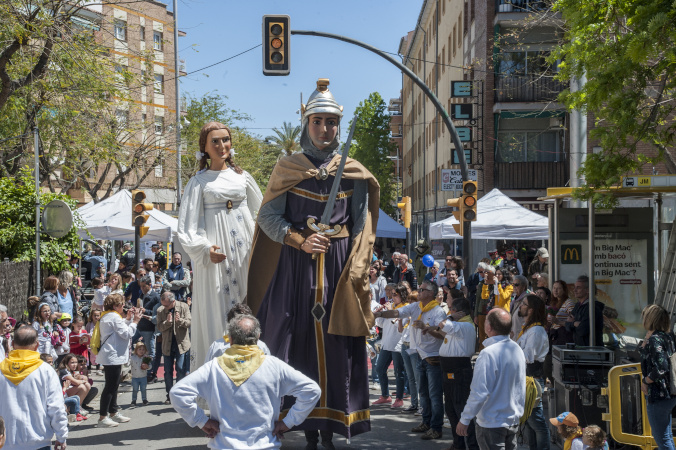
left=555, top=208, right=654, bottom=341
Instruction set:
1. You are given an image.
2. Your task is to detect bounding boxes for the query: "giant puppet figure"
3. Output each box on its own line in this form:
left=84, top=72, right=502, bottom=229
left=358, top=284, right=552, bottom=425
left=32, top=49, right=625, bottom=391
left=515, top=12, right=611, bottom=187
left=177, top=122, right=263, bottom=370
left=247, top=79, right=379, bottom=446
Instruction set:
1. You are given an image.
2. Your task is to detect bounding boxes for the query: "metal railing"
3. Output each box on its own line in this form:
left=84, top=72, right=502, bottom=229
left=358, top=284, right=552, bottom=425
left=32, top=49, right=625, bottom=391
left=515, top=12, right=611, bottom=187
left=494, top=161, right=568, bottom=189
left=495, top=0, right=549, bottom=13
left=494, top=74, right=566, bottom=102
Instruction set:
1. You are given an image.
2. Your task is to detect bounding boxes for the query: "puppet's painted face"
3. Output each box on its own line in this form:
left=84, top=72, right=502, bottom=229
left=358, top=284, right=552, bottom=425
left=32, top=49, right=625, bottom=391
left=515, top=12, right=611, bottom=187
left=308, top=114, right=338, bottom=150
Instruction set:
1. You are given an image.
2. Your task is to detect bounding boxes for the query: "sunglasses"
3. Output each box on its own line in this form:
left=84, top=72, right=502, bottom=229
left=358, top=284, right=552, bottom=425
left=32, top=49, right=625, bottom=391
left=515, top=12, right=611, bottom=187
left=445, top=259, right=452, bottom=262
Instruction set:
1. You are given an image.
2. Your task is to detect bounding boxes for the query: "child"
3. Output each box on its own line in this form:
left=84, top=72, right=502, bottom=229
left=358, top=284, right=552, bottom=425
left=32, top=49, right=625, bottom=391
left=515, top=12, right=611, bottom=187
left=86, top=309, right=102, bottom=375
left=58, top=354, right=96, bottom=407
left=68, top=315, right=90, bottom=360
left=62, top=379, right=87, bottom=423
left=39, top=353, right=54, bottom=366
left=121, top=272, right=133, bottom=292
left=550, top=412, right=582, bottom=450
left=130, top=341, right=152, bottom=406
left=54, top=314, right=72, bottom=367
left=582, top=425, right=609, bottom=450
left=91, top=277, right=106, bottom=311
left=32, top=303, right=58, bottom=360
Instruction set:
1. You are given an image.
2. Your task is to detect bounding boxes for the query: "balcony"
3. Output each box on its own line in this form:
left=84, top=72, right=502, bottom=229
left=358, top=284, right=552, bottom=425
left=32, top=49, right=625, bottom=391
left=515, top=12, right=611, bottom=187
left=495, top=0, right=548, bottom=12
left=495, top=161, right=568, bottom=190
left=495, top=74, right=566, bottom=103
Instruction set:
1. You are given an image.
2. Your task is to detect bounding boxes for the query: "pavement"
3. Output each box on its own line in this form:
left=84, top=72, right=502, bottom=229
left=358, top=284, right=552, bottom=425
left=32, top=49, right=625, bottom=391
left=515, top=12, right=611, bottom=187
left=65, top=371, right=468, bottom=450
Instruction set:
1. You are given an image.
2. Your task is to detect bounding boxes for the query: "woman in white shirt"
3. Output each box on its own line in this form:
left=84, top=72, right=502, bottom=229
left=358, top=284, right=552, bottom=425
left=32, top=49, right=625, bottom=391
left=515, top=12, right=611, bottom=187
left=373, top=287, right=408, bottom=408
left=369, top=263, right=387, bottom=304
left=96, top=294, right=141, bottom=428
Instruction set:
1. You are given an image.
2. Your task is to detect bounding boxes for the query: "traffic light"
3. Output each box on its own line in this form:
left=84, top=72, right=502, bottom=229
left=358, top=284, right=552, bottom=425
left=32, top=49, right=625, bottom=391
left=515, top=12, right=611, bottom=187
left=462, top=181, right=478, bottom=222
left=446, top=195, right=465, bottom=236
left=397, top=196, right=411, bottom=229
left=262, top=15, right=290, bottom=76
left=131, top=190, right=153, bottom=238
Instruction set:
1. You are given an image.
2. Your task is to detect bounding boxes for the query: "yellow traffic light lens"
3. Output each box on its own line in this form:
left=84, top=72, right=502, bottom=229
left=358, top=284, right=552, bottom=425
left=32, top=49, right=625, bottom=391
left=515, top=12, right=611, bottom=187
left=134, top=204, right=144, bottom=213
left=463, top=196, right=476, bottom=207
left=271, top=51, right=283, bottom=63
left=270, top=23, right=283, bottom=36
left=271, top=38, right=283, bottom=49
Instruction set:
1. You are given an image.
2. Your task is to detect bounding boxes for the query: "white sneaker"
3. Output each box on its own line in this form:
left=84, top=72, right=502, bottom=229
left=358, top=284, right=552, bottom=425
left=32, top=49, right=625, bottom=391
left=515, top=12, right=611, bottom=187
left=111, top=412, right=131, bottom=423
left=68, top=414, right=77, bottom=423
left=97, top=417, right=119, bottom=428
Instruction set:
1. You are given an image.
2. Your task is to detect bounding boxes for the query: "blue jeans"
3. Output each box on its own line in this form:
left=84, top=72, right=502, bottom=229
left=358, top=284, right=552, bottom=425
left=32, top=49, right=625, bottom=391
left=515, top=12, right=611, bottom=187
left=132, top=376, right=148, bottom=402
left=376, top=349, right=405, bottom=399
left=367, top=337, right=379, bottom=383
left=646, top=395, right=676, bottom=450
left=524, top=378, right=550, bottom=450
left=401, top=344, right=419, bottom=408
left=164, top=338, right=187, bottom=394
left=64, top=395, right=80, bottom=414
left=417, top=356, right=444, bottom=432
left=138, top=330, right=156, bottom=360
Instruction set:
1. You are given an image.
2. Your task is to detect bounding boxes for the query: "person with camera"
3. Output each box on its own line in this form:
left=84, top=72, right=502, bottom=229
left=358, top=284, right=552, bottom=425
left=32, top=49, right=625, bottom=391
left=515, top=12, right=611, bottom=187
left=96, top=293, right=142, bottom=428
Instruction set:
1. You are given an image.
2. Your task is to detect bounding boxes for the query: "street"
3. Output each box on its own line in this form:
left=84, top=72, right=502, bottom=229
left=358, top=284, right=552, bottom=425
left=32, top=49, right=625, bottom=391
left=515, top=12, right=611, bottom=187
left=66, top=371, right=461, bottom=449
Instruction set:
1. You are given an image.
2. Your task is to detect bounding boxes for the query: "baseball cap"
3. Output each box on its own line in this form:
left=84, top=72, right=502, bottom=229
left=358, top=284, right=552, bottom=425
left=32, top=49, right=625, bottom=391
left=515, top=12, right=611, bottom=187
left=488, top=249, right=498, bottom=254
left=549, top=412, right=578, bottom=427
left=537, top=247, right=550, bottom=258
left=59, top=313, right=72, bottom=321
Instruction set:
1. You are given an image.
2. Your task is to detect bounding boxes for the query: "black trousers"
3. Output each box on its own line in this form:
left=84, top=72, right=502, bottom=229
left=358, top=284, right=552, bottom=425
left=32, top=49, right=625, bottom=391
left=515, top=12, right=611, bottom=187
left=440, top=356, right=480, bottom=450
left=99, top=364, right=121, bottom=417
left=305, top=430, right=333, bottom=444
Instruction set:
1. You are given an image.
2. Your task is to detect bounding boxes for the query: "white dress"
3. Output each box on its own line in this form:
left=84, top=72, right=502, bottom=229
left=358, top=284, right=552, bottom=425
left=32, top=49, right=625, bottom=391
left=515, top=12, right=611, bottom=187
left=177, top=169, right=263, bottom=370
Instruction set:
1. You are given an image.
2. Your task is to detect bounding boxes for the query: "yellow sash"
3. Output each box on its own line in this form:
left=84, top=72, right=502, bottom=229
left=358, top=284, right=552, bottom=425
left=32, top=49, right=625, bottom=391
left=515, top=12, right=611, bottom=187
left=563, top=429, right=583, bottom=450
left=517, top=322, right=542, bottom=340
left=216, top=344, right=265, bottom=387
left=0, top=349, right=43, bottom=386
left=417, top=300, right=440, bottom=321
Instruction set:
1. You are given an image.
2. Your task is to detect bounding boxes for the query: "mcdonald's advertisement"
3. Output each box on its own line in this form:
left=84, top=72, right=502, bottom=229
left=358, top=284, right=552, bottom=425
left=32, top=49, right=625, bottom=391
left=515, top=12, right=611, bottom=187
left=559, top=238, right=648, bottom=339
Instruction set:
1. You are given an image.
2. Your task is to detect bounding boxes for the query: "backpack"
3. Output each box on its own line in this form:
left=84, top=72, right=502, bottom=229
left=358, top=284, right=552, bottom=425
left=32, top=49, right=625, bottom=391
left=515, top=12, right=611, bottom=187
left=520, top=376, right=542, bottom=424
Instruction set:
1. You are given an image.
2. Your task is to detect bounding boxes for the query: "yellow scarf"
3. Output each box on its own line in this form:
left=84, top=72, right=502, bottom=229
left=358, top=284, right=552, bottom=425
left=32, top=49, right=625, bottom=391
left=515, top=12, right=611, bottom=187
left=216, top=344, right=265, bottom=386
left=0, top=349, right=43, bottom=386
left=417, top=300, right=440, bottom=320
left=458, top=315, right=475, bottom=327
left=223, top=335, right=230, bottom=344
left=563, top=429, right=583, bottom=450
left=517, top=322, right=542, bottom=340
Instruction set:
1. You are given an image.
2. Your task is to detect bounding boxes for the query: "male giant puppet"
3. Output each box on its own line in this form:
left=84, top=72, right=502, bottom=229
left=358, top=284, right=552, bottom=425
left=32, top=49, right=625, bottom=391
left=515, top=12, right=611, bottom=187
left=247, top=79, right=379, bottom=448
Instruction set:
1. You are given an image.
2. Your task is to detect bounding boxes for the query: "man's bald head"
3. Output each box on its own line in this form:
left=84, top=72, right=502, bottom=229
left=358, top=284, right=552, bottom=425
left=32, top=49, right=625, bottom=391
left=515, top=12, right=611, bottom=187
left=14, top=326, right=38, bottom=349
left=486, top=308, right=512, bottom=337
left=228, top=314, right=261, bottom=346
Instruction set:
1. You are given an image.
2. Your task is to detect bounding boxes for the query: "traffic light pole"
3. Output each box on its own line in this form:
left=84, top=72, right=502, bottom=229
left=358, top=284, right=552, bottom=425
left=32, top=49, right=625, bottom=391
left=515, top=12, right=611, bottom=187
left=135, top=225, right=141, bottom=272
left=290, top=30, right=473, bottom=264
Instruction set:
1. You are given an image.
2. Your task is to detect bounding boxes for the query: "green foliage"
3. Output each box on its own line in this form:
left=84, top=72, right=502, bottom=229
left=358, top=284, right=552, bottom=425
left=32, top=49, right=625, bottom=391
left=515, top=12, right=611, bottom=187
left=266, top=121, right=301, bottom=157
left=0, top=167, right=82, bottom=275
left=552, top=0, right=676, bottom=207
left=349, top=92, right=397, bottom=215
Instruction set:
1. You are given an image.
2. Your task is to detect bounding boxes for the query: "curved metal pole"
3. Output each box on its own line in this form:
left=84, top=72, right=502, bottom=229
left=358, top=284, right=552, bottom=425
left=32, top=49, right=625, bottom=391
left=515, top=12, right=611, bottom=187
left=291, top=30, right=470, bottom=181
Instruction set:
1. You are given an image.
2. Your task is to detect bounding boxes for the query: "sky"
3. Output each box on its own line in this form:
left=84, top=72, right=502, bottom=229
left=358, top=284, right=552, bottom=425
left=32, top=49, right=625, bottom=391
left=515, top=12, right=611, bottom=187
left=171, top=0, right=423, bottom=141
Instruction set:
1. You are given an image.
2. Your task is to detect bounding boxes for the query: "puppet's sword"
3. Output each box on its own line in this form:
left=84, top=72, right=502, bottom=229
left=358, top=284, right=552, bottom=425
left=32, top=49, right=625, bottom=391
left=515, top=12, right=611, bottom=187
left=306, top=118, right=357, bottom=237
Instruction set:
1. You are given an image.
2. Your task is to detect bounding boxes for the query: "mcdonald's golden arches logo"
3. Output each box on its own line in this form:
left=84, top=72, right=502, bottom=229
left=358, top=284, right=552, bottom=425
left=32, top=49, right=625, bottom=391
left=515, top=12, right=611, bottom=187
left=561, top=245, right=582, bottom=264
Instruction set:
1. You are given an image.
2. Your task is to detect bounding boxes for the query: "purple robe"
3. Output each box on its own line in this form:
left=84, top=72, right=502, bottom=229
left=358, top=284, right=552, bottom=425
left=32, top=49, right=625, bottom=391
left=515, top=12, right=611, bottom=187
left=256, top=155, right=370, bottom=438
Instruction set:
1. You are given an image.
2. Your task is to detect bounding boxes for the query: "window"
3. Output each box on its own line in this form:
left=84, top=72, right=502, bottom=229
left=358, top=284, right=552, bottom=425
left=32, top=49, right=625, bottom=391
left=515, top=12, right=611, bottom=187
left=154, top=164, right=163, bottom=178
left=498, top=51, right=556, bottom=76
left=142, top=113, right=147, bottom=123
left=153, top=31, right=163, bottom=51
left=114, top=20, right=126, bottom=41
left=155, top=116, right=164, bottom=134
left=140, top=25, right=145, bottom=40
left=154, top=73, right=164, bottom=94
left=496, top=130, right=562, bottom=162
left=114, top=64, right=128, bottom=85
left=115, top=109, right=128, bottom=128
left=453, top=25, right=457, bottom=56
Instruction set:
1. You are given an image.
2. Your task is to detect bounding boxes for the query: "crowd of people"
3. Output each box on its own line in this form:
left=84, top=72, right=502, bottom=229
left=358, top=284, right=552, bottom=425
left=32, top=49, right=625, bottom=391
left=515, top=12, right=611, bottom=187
left=0, top=77, right=675, bottom=450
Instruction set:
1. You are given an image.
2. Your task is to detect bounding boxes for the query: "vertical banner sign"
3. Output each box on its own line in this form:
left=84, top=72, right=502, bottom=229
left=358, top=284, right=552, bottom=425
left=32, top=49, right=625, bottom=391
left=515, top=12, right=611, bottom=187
left=559, top=238, right=648, bottom=339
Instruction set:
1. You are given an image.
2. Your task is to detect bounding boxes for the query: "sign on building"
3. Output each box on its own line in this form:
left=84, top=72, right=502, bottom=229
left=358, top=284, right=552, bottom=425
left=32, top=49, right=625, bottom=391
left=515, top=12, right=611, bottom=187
left=441, top=169, right=478, bottom=191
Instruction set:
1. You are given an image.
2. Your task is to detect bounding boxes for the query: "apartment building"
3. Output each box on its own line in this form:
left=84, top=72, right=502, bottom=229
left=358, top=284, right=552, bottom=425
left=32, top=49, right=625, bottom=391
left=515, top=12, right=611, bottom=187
left=69, top=0, right=185, bottom=210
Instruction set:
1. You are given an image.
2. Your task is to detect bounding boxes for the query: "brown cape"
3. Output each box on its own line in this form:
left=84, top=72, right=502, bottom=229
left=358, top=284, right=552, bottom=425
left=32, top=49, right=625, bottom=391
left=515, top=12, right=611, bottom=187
left=246, top=152, right=379, bottom=337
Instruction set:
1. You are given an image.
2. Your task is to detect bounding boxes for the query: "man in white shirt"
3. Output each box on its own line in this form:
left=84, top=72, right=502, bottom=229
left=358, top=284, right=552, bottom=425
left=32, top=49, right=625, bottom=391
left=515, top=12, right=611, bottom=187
left=0, top=305, right=7, bottom=362
left=458, top=308, right=526, bottom=450
left=516, top=294, right=551, bottom=450
left=0, top=326, right=68, bottom=450
left=428, top=297, right=479, bottom=450
left=170, top=314, right=321, bottom=449
left=375, top=280, right=446, bottom=441
left=204, top=303, right=271, bottom=364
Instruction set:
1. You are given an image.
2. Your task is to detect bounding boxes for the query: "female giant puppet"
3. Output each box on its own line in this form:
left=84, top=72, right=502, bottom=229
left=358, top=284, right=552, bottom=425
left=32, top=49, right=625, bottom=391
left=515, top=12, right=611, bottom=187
left=247, top=79, right=379, bottom=446
left=177, top=122, right=263, bottom=370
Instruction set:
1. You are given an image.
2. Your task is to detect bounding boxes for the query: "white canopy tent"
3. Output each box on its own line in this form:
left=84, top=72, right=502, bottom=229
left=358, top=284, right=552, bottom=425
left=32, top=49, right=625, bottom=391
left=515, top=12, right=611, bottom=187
left=77, top=189, right=178, bottom=242
left=429, top=188, right=549, bottom=240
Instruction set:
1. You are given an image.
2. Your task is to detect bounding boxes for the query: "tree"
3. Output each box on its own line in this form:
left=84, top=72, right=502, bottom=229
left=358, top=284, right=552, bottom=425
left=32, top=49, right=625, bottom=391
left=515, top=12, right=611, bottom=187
left=0, top=167, right=82, bottom=275
left=552, top=0, right=676, bottom=206
left=265, top=121, right=301, bottom=157
left=349, top=92, right=396, bottom=215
